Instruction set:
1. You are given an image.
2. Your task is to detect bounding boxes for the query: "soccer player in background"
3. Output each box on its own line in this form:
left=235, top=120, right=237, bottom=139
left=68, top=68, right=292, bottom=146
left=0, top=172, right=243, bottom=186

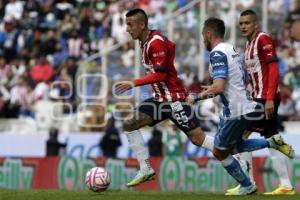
left=193, top=17, right=295, bottom=195
left=226, top=10, right=295, bottom=195
left=115, top=8, right=215, bottom=187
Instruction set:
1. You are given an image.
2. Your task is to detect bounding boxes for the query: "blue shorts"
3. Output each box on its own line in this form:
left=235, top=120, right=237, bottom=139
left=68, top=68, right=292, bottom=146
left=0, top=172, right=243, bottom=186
left=137, top=98, right=199, bottom=134
left=214, top=110, right=264, bottom=150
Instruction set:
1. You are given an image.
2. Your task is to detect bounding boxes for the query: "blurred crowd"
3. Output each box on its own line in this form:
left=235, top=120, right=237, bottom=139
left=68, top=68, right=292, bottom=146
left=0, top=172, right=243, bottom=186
left=0, top=0, right=299, bottom=133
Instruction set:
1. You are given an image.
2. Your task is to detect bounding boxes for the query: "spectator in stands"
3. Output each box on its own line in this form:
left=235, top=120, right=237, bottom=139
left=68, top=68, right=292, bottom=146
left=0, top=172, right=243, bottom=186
left=67, top=30, right=83, bottom=59
left=8, top=56, right=26, bottom=87
left=30, top=55, right=53, bottom=84
left=46, top=128, right=66, bottom=156
left=278, top=83, right=295, bottom=131
left=3, top=20, right=19, bottom=62
left=9, top=76, right=27, bottom=117
left=179, top=66, right=195, bottom=88
left=0, top=56, right=10, bottom=85
left=51, top=67, right=72, bottom=99
left=162, top=123, right=185, bottom=157
left=0, top=84, right=10, bottom=118
left=39, top=29, right=58, bottom=56
left=60, top=13, right=74, bottom=35
left=121, top=42, right=134, bottom=68
left=52, top=43, right=69, bottom=69
left=111, top=4, right=128, bottom=44
left=54, top=0, right=74, bottom=20
left=4, top=0, right=24, bottom=22
left=18, top=81, right=35, bottom=117
left=189, top=75, right=202, bottom=94
left=97, top=30, right=115, bottom=52
left=100, top=116, right=121, bottom=157
left=34, top=80, right=50, bottom=101
left=148, top=127, right=163, bottom=157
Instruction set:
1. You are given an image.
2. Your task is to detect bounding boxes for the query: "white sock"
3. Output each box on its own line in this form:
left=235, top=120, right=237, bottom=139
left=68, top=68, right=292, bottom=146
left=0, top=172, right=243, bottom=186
left=269, top=148, right=292, bottom=188
left=239, top=152, right=254, bottom=183
left=202, top=135, right=214, bottom=152
left=126, top=130, right=151, bottom=171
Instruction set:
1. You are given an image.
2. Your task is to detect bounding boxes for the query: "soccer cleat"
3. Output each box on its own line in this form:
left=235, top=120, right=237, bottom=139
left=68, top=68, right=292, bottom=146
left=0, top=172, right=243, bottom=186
left=227, top=184, right=241, bottom=194
left=226, top=159, right=250, bottom=194
left=226, top=184, right=257, bottom=195
left=269, top=135, right=295, bottom=159
left=127, top=168, right=156, bottom=187
left=264, top=186, right=296, bottom=195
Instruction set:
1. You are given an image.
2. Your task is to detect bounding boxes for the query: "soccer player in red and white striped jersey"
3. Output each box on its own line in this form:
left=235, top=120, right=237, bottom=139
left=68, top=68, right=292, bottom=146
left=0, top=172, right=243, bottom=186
left=227, top=9, right=295, bottom=195
left=243, top=21, right=280, bottom=103
left=115, top=8, right=215, bottom=187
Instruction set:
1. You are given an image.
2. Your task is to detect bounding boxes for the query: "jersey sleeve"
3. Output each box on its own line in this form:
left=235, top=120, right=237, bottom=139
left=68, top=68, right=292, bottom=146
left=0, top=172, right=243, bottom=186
left=210, top=51, right=228, bottom=80
left=148, top=39, right=168, bottom=72
left=258, top=34, right=278, bottom=64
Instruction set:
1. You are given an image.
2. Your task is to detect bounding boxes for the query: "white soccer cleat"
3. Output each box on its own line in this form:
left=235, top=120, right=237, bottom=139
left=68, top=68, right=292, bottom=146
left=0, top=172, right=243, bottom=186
left=127, top=168, right=156, bottom=187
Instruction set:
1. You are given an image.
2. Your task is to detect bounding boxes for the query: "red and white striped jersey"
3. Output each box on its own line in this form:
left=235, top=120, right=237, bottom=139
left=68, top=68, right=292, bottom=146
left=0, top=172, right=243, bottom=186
left=244, top=32, right=280, bottom=100
left=141, top=30, right=188, bottom=102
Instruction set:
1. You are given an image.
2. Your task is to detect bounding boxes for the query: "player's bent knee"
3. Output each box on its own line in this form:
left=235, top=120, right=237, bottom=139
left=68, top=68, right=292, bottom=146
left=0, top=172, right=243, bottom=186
left=187, top=128, right=206, bottom=146
left=189, top=135, right=199, bottom=146
left=213, top=147, right=228, bottom=161
left=213, top=148, right=222, bottom=160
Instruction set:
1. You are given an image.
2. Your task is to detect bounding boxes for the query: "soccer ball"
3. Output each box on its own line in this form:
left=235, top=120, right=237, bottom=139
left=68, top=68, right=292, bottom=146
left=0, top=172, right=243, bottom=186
left=85, top=167, right=111, bottom=192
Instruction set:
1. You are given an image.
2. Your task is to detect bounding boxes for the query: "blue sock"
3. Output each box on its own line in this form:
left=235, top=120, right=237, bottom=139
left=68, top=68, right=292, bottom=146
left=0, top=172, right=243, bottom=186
left=237, top=139, right=269, bottom=153
left=221, top=155, right=251, bottom=187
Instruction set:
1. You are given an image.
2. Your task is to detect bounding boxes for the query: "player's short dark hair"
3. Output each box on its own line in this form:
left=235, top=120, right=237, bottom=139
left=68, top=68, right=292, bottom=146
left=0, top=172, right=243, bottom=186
left=240, top=9, right=258, bottom=21
left=125, top=8, right=148, bottom=26
left=204, top=17, right=225, bottom=38
left=286, top=9, right=300, bottom=23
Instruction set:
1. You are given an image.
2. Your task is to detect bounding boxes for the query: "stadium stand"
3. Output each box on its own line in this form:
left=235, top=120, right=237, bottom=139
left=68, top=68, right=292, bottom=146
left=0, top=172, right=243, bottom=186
left=0, top=0, right=299, bottom=134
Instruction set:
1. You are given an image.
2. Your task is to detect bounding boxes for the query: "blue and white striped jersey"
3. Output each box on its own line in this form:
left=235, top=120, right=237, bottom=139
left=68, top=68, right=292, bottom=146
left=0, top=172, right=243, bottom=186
left=209, top=42, right=257, bottom=118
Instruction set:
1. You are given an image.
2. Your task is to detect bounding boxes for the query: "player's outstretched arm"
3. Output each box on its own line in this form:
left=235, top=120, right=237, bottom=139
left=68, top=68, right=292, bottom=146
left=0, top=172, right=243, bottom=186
left=114, top=72, right=166, bottom=94
left=133, top=71, right=166, bottom=86
left=193, top=78, right=226, bottom=102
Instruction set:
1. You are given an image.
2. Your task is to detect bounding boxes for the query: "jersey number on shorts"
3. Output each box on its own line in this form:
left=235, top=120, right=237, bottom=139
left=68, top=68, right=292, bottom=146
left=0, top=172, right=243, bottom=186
left=174, top=111, right=188, bottom=125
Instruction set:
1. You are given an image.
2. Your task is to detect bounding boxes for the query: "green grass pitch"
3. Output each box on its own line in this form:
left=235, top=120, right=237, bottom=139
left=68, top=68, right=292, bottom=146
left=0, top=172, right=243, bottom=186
left=0, top=189, right=299, bottom=200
